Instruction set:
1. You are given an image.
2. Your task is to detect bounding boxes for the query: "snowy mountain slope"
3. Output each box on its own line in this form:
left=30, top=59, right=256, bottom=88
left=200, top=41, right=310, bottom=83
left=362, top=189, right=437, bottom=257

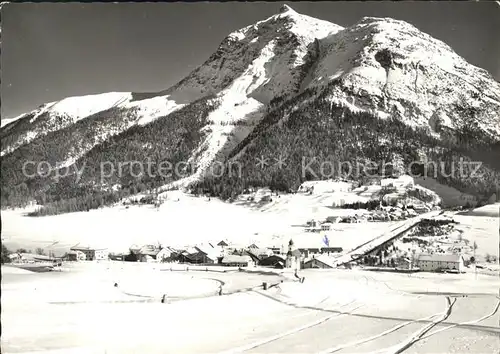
left=1, top=93, right=186, bottom=173
left=304, top=17, right=500, bottom=138
left=1, top=5, right=341, bottom=174
left=1, top=114, right=29, bottom=128
left=157, top=5, right=344, bottom=185
left=135, top=5, right=342, bottom=104
left=187, top=10, right=499, bottom=200
left=1, top=92, right=190, bottom=158
left=2, top=5, right=499, bottom=213
left=1, top=92, right=132, bottom=156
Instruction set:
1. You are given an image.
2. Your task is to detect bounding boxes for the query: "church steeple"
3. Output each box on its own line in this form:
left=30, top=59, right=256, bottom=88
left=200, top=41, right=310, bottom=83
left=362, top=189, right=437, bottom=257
left=287, top=239, right=294, bottom=257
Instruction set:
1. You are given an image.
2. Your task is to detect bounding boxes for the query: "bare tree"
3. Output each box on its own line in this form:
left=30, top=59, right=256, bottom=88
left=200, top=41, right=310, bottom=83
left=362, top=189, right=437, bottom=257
left=35, top=247, right=46, bottom=256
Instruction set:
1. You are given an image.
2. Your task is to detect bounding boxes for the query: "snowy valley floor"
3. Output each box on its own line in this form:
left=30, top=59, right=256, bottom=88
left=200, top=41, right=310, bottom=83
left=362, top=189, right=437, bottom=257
left=0, top=191, right=405, bottom=253
left=2, top=262, right=499, bottom=354
left=2, top=195, right=498, bottom=259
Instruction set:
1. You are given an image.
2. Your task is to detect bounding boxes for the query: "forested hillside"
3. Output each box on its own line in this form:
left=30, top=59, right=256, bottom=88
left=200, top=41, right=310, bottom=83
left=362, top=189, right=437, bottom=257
left=2, top=6, right=499, bottom=217
left=1, top=96, right=218, bottom=215
left=191, top=81, right=500, bottom=200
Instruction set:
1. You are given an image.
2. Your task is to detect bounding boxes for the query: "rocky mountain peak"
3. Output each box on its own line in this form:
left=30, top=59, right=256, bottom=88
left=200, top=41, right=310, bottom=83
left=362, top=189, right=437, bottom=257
left=279, top=4, right=296, bottom=15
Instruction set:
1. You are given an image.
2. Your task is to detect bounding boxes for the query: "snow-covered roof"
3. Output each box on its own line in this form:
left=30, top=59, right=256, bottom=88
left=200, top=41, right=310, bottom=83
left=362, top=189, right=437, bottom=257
left=263, top=254, right=286, bottom=261
left=246, top=248, right=273, bottom=259
left=183, top=247, right=199, bottom=255
left=221, top=255, right=253, bottom=264
left=67, top=251, right=83, bottom=256
left=70, top=244, right=107, bottom=251
left=18, top=253, right=59, bottom=261
left=416, top=253, right=463, bottom=263
left=305, top=255, right=336, bottom=268
left=138, top=245, right=162, bottom=256
left=195, top=245, right=221, bottom=260
left=158, top=246, right=179, bottom=253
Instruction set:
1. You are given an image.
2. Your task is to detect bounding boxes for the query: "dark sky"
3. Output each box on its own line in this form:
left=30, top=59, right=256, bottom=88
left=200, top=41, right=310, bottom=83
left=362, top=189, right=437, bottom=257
left=2, top=1, right=499, bottom=119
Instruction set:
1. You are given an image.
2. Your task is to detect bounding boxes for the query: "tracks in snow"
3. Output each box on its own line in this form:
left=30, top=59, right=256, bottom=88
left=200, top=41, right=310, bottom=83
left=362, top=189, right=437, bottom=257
left=218, top=299, right=362, bottom=354
left=371, top=297, right=500, bottom=354
left=245, top=281, right=497, bottom=354
left=316, top=310, right=444, bottom=354
left=377, top=296, right=456, bottom=354
left=417, top=298, right=500, bottom=341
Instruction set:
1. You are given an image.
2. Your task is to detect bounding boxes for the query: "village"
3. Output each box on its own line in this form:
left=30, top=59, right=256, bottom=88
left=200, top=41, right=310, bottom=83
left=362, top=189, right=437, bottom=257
left=3, top=3, right=500, bottom=353
left=4, top=175, right=498, bottom=276
left=7, top=219, right=494, bottom=278
left=3, top=170, right=499, bottom=353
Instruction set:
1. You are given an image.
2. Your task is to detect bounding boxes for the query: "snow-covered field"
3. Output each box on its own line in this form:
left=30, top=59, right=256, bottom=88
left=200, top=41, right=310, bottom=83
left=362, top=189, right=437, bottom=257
left=2, top=193, right=498, bottom=260
left=2, top=263, right=498, bottom=353
left=453, top=203, right=499, bottom=258
left=2, top=190, right=399, bottom=254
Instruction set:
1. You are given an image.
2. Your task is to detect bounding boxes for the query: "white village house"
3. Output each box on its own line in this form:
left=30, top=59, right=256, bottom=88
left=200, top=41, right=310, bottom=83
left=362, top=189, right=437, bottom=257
left=221, top=255, right=255, bottom=267
left=66, top=250, right=87, bottom=261
left=156, top=247, right=179, bottom=262
left=70, top=244, right=108, bottom=261
left=415, top=253, right=465, bottom=273
left=303, top=255, right=336, bottom=269
left=321, top=222, right=333, bottom=231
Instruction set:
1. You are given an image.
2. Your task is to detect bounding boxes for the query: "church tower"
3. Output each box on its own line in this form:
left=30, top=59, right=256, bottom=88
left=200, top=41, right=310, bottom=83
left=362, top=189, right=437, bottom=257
left=286, top=239, right=299, bottom=270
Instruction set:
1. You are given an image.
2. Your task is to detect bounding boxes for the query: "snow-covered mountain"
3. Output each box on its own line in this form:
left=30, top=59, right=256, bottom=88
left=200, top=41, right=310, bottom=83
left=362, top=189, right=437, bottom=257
left=0, top=92, right=186, bottom=158
left=2, top=5, right=499, bottom=212
left=133, top=5, right=344, bottom=185
left=308, top=16, right=500, bottom=138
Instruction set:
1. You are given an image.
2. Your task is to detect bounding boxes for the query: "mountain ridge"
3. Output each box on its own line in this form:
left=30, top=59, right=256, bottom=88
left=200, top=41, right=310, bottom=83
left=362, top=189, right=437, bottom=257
left=1, top=5, right=499, bottom=214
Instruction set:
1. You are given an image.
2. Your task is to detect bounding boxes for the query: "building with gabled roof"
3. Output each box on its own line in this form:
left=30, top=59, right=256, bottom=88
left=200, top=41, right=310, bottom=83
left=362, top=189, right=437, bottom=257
left=303, top=255, right=336, bottom=269
left=174, top=245, right=218, bottom=264
left=259, top=254, right=286, bottom=268
left=217, top=240, right=229, bottom=247
left=129, top=244, right=163, bottom=262
left=70, top=244, right=108, bottom=261
left=66, top=250, right=87, bottom=261
left=129, top=244, right=141, bottom=254
left=246, top=247, right=273, bottom=259
left=221, top=255, right=254, bottom=267
left=156, top=247, right=180, bottom=263
left=415, top=253, right=465, bottom=273
left=195, top=244, right=223, bottom=261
